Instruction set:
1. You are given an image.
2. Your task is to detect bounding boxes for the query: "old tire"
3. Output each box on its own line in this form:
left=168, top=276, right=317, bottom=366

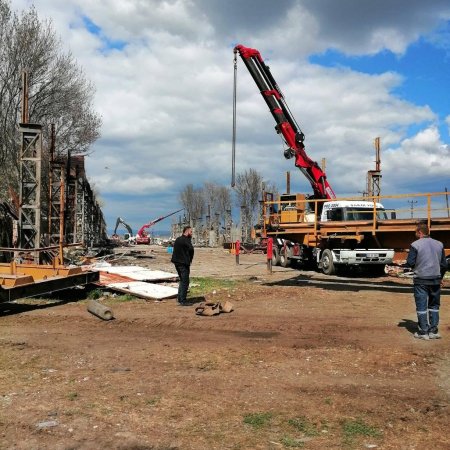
left=321, top=249, right=336, bottom=275
left=272, top=246, right=281, bottom=266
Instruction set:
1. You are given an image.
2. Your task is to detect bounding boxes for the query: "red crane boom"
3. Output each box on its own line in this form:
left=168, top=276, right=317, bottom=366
left=234, top=44, right=336, bottom=200
left=136, top=208, right=184, bottom=243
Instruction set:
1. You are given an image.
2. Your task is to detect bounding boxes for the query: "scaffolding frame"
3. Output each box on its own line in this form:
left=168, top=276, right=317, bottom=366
left=18, top=123, right=43, bottom=262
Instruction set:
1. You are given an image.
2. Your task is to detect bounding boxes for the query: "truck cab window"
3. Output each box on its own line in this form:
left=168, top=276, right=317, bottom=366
left=328, top=208, right=343, bottom=221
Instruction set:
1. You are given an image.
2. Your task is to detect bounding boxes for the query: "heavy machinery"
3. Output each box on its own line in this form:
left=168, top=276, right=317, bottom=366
left=136, top=208, right=184, bottom=245
left=234, top=44, right=336, bottom=203
left=113, top=217, right=133, bottom=240
left=234, top=44, right=395, bottom=274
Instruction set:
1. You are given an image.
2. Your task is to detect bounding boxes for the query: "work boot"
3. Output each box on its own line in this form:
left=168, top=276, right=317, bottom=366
left=428, top=331, right=441, bottom=339
left=413, top=331, right=429, bottom=340
left=428, top=327, right=441, bottom=339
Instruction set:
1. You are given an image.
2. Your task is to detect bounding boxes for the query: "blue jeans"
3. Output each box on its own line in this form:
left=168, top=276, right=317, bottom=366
left=174, top=263, right=190, bottom=304
left=413, top=284, right=441, bottom=333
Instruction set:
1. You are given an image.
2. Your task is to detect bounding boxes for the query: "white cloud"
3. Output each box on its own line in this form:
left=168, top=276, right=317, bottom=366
left=384, top=127, right=450, bottom=183
left=8, top=0, right=450, bottom=230
left=77, top=0, right=213, bottom=42
left=239, top=0, right=450, bottom=57
left=94, top=172, right=172, bottom=195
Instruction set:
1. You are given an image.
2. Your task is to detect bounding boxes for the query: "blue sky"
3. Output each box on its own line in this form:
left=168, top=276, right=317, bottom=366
left=10, top=0, right=450, bottom=232
left=80, top=15, right=126, bottom=52
left=310, top=36, right=450, bottom=141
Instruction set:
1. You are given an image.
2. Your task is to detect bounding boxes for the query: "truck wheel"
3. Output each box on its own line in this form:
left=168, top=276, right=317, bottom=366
left=272, top=246, right=281, bottom=266
left=321, top=249, right=336, bottom=275
left=371, top=264, right=386, bottom=276
left=280, top=247, right=292, bottom=268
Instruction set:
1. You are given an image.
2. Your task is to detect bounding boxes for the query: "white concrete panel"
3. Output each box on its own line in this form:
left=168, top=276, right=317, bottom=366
left=106, top=281, right=178, bottom=300
left=102, top=266, right=177, bottom=281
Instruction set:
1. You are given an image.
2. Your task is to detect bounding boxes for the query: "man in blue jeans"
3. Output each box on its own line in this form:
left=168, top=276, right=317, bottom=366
left=406, top=222, right=448, bottom=340
left=171, top=226, right=194, bottom=306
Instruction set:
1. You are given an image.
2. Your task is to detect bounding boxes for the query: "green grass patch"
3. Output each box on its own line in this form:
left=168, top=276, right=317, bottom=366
left=243, top=412, right=272, bottom=429
left=88, top=288, right=136, bottom=303
left=189, top=277, right=238, bottom=297
left=108, top=294, right=136, bottom=303
left=341, top=418, right=381, bottom=445
left=87, top=288, right=103, bottom=300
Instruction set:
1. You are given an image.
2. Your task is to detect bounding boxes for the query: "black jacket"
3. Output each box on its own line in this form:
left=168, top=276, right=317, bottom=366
left=171, top=235, right=194, bottom=266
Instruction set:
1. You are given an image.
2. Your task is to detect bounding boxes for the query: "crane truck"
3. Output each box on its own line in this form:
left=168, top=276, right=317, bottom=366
left=234, top=44, right=395, bottom=274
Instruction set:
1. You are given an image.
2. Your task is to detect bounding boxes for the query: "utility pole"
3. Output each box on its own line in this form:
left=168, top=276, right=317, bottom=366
left=445, top=187, right=449, bottom=218
left=408, top=200, right=418, bottom=218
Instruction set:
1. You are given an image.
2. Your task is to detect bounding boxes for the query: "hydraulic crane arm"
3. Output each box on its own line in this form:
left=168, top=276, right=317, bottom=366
left=234, top=44, right=336, bottom=200
left=137, top=208, right=184, bottom=238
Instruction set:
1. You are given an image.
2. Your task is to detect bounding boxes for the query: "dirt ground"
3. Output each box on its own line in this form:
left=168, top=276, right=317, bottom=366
left=1, top=245, right=449, bottom=449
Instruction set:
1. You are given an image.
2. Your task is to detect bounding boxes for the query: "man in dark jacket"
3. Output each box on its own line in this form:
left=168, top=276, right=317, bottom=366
left=171, top=226, right=194, bottom=305
left=406, top=222, right=448, bottom=340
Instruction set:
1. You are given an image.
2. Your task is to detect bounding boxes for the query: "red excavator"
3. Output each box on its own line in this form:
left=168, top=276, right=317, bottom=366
left=135, top=208, right=184, bottom=244
left=233, top=44, right=336, bottom=202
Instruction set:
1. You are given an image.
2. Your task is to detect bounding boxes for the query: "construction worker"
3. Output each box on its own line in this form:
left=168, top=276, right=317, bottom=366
left=171, top=226, right=194, bottom=306
left=406, top=222, right=448, bottom=340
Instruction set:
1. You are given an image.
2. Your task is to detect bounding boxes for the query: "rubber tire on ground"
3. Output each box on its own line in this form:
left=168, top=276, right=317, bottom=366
left=272, top=246, right=281, bottom=266
left=321, top=249, right=336, bottom=275
left=280, top=247, right=292, bottom=268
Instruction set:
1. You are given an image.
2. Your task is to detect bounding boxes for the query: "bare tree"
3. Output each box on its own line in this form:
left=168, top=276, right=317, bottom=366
left=203, top=182, right=231, bottom=227
left=262, top=181, right=279, bottom=198
left=216, top=185, right=232, bottom=220
left=179, top=184, right=204, bottom=224
left=0, top=1, right=102, bottom=199
left=234, top=168, right=264, bottom=240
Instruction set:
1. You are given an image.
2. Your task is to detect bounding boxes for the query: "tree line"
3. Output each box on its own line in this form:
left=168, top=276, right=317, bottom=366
left=178, top=168, right=278, bottom=241
left=0, top=1, right=101, bottom=200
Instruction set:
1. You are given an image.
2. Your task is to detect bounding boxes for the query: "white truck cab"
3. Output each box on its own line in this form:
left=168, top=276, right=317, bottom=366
left=320, top=200, right=389, bottom=222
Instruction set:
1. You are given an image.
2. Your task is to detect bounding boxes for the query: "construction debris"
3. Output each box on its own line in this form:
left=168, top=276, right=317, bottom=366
left=0, top=262, right=99, bottom=303
left=87, top=299, right=114, bottom=320
left=96, top=265, right=177, bottom=282
left=104, top=281, right=178, bottom=300
left=195, top=301, right=234, bottom=316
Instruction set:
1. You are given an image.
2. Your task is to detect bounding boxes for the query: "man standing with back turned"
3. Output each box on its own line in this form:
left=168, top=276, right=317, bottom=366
left=406, top=222, right=448, bottom=340
left=171, top=226, right=194, bottom=306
